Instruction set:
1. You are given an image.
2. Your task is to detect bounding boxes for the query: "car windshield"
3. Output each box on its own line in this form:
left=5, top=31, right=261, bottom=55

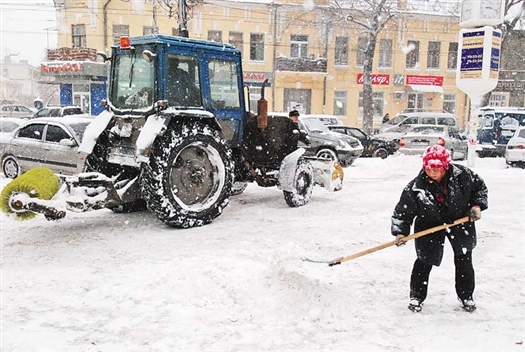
left=408, top=126, right=444, bottom=135
left=0, top=120, right=21, bottom=133
left=301, top=117, right=328, bottom=132
left=111, top=49, right=155, bottom=109
left=389, top=115, right=408, bottom=125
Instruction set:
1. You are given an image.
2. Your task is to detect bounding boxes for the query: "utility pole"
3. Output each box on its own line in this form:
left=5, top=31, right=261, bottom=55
left=178, top=0, right=189, bottom=37
left=153, top=0, right=159, bottom=34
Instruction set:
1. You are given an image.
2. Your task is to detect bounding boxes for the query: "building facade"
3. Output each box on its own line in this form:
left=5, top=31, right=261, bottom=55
left=46, top=0, right=523, bottom=127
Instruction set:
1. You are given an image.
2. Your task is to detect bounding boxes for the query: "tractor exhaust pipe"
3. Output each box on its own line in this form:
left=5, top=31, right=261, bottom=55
left=257, top=79, right=269, bottom=129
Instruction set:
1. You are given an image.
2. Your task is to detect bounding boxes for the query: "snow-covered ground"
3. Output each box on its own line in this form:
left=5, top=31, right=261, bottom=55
left=1, top=154, right=524, bottom=351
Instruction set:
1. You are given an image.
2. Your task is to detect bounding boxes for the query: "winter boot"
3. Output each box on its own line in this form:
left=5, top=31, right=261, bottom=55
left=408, top=299, right=423, bottom=312
left=459, top=298, right=476, bottom=312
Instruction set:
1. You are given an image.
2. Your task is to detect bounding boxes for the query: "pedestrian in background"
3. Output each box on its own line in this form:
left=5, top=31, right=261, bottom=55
left=391, top=145, right=488, bottom=313
left=382, top=113, right=390, bottom=124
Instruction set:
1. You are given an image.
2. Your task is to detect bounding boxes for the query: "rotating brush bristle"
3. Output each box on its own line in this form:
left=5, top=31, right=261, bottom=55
left=1, top=167, right=60, bottom=220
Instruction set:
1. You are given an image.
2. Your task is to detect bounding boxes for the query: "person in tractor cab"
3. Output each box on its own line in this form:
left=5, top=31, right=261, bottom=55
left=167, top=56, right=201, bottom=107
left=391, top=145, right=488, bottom=313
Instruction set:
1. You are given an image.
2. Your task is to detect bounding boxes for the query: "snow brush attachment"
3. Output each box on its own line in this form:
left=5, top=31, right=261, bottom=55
left=0, top=167, right=61, bottom=220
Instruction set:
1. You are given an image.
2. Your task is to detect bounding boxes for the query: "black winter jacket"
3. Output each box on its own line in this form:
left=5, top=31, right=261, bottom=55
left=391, top=164, right=488, bottom=266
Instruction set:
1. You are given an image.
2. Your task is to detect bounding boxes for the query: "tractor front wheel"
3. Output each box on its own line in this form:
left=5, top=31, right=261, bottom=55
left=283, top=159, right=314, bottom=207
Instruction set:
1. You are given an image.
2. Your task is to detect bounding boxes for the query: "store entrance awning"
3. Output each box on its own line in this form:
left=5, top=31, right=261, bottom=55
left=408, top=85, right=444, bottom=93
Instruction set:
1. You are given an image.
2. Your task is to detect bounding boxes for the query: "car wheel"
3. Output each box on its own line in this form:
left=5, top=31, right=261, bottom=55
left=316, top=148, right=338, bottom=162
left=373, top=147, right=389, bottom=159
left=2, top=155, right=21, bottom=179
left=283, top=159, right=314, bottom=207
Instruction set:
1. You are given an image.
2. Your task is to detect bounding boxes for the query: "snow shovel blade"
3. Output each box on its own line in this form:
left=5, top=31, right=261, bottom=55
left=307, top=158, right=344, bottom=192
left=301, top=256, right=343, bottom=265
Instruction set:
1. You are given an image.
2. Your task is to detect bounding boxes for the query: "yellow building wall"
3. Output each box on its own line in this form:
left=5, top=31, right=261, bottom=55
left=54, top=0, right=469, bottom=129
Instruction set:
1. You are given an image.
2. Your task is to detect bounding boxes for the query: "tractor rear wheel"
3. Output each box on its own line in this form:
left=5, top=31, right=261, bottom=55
left=141, top=121, right=234, bottom=228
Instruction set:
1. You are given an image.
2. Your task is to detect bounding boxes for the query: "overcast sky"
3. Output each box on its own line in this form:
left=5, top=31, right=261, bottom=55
left=0, top=0, right=57, bottom=66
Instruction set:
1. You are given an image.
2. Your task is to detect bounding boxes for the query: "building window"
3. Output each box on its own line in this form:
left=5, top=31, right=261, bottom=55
left=427, top=41, right=441, bottom=69
left=250, top=33, right=264, bottom=61
left=290, top=35, right=308, bottom=58
left=443, top=93, right=456, bottom=113
left=406, top=40, right=419, bottom=69
left=335, top=37, right=348, bottom=65
left=208, top=30, right=222, bottom=43
left=358, top=91, right=384, bottom=118
left=229, top=32, right=243, bottom=56
left=489, top=93, right=508, bottom=107
left=356, top=37, right=367, bottom=67
left=447, top=42, right=458, bottom=70
left=333, top=90, right=348, bottom=116
left=378, top=39, right=392, bottom=68
left=113, top=25, right=129, bottom=44
left=72, top=24, right=86, bottom=48
left=143, top=26, right=156, bottom=35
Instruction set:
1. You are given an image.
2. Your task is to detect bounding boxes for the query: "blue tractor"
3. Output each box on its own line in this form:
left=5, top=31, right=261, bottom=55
left=3, top=35, right=343, bottom=228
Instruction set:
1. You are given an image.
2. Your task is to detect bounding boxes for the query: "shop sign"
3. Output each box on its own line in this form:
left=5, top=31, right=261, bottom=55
left=495, top=80, right=525, bottom=92
left=356, top=73, right=390, bottom=85
left=243, top=72, right=269, bottom=82
left=393, top=74, right=405, bottom=85
left=406, top=75, right=443, bottom=86
left=41, top=62, right=82, bottom=73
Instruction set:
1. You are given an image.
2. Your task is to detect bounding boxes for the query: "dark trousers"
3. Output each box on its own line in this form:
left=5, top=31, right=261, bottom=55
left=410, top=252, right=475, bottom=302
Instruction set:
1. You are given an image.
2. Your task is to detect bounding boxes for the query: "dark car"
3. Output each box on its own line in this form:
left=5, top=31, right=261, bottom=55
left=328, top=125, right=398, bottom=159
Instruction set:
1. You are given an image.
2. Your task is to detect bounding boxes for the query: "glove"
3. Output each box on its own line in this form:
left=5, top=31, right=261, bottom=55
left=395, top=234, right=407, bottom=247
left=469, top=206, right=481, bottom=221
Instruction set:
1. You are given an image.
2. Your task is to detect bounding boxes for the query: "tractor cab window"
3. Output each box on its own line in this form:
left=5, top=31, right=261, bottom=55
left=209, top=59, right=240, bottom=109
left=166, top=54, right=202, bottom=107
left=112, top=50, right=155, bottom=109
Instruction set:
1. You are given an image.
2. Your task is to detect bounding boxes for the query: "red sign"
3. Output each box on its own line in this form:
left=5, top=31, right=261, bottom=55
left=405, top=75, right=443, bottom=86
left=243, top=72, right=267, bottom=82
left=41, top=62, right=82, bottom=73
left=357, top=73, right=390, bottom=85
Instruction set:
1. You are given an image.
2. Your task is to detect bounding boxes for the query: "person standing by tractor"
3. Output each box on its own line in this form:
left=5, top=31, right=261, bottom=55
left=288, top=110, right=310, bottom=146
left=391, top=145, right=488, bottom=313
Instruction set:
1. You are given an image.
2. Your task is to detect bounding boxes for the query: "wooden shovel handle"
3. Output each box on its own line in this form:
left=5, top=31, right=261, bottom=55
left=328, top=216, right=470, bottom=266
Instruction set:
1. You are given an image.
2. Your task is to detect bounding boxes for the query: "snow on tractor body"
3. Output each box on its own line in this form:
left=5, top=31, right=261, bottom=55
left=3, top=34, right=343, bottom=228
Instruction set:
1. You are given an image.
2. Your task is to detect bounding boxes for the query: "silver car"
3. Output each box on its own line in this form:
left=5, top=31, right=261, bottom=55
left=0, top=104, right=36, bottom=119
left=398, top=125, right=468, bottom=160
left=0, top=116, right=94, bottom=178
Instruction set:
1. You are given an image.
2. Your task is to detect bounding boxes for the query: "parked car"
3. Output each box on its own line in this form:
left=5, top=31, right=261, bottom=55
left=328, top=125, right=398, bottom=159
left=398, top=125, right=468, bottom=160
left=298, top=116, right=363, bottom=167
left=505, top=126, right=525, bottom=168
left=302, top=114, right=342, bottom=126
left=475, top=107, right=525, bottom=158
left=0, top=104, right=36, bottom=119
left=0, top=116, right=95, bottom=178
left=374, top=124, right=414, bottom=144
left=377, top=111, right=459, bottom=134
left=31, top=106, right=86, bottom=119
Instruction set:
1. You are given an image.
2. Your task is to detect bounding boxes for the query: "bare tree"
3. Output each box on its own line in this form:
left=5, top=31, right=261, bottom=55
left=328, top=0, right=395, bottom=133
left=480, top=0, right=525, bottom=107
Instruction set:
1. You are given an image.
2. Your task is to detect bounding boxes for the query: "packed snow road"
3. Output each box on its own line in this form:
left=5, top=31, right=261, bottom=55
left=1, top=155, right=524, bottom=351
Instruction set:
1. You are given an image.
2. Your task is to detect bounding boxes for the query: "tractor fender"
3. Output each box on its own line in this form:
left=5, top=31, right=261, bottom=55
left=78, top=110, right=114, bottom=154
left=278, top=148, right=306, bottom=192
left=135, top=109, right=219, bottom=163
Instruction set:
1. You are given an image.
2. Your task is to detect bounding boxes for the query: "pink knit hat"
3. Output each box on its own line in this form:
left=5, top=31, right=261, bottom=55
left=422, top=145, right=451, bottom=170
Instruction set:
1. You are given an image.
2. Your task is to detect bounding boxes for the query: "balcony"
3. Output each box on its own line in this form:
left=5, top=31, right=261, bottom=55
left=275, top=56, right=327, bottom=73
left=46, top=47, right=98, bottom=62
